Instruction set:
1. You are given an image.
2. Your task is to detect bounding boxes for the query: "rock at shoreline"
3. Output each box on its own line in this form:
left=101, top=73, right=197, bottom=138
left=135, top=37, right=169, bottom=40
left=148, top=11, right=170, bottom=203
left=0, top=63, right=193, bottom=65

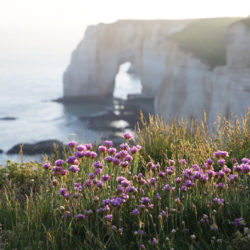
left=7, top=140, right=64, bottom=155
left=0, top=149, right=3, bottom=154
left=0, top=117, right=16, bottom=121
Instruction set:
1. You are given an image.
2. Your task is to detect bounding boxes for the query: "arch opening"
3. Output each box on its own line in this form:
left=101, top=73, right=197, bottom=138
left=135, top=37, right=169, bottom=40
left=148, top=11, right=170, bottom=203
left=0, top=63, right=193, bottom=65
left=113, top=62, right=142, bottom=100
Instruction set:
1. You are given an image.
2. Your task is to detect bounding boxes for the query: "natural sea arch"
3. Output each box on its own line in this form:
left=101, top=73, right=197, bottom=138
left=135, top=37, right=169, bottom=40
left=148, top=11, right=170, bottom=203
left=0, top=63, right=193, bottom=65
left=113, top=62, right=142, bottom=100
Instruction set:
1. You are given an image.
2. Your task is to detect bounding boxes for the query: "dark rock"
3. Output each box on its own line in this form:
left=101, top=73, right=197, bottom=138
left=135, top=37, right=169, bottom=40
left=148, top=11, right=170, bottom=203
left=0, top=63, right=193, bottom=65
left=7, top=140, right=64, bottom=155
left=0, top=149, right=3, bottom=154
left=0, top=117, right=17, bottom=121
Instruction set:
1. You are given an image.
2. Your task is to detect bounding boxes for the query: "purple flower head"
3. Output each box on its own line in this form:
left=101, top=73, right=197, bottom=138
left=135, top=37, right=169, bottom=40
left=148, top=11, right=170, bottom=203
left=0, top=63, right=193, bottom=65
left=217, top=159, right=226, bottom=166
left=90, top=151, right=97, bottom=159
left=108, top=147, right=117, bottom=155
left=214, top=197, right=224, bottom=205
left=119, top=150, right=128, bottom=158
left=207, top=170, right=214, bottom=178
left=105, top=214, right=113, bottom=221
left=158, top=171, right=166, bottom=178
left=138, top=178, right=147, bottom=185
left=132, top=208, right=139, bottom=215
left=74, top=151, right=84, bottom=158
left=74, top=182, right=82, bottom=192
left=93, top=161, right=102, bottom=169
left=192, top=164, right=201, bottom=171
left=242, top=164, right=250, bottom=174
left=88, top=172, right=95, bottom=179
left=67, top=141, right=77, bottom=148
left=95, top=168, right=102, bottom=175
left=96, top=208, right=103, bottom=213
left=52, top=179, right=57, bottom=186
left=241, top=158, right=249, bottom=164
left=101, top=174, right=111, bottom=182
left=124, top=155, right=133, bottom=163
left=129, top=146, right=139, bottom=154
left=112, top=158, right=121, bottom=166
left=84, top=179, right=93, bottom=187
left=181, top=185, right=187, bottom=192
left=218, top=170, right=225, bottom=178
left=210, top=224, right=218, bottom=231
left=233, top=164, right=242, bottom=172
left=104, top=140, right=113, bottom=148
left=59, top=188, right=67, bottom=196
left=192, top=171, right=201, bottom=179
left=136, top=145, right=142, bottom=150
left=234, top=217, right=245, bottom=227
left=223, top=167, right=231, bottom=174
left=161, top=210, right=167, bottom=217
left=152, top=237, right=157, bottom=246
left=120, top=143, right=129, bottom=151
left=76, top=144, right=86, bottom=151
left=97, top=180, right=103, bottom=188
left=43, top=163, right=51, bottom=170
left=176, top=177, right=182, bottom=184
left=69, top=165, right=80, bottom=173
left=123, top=132, right=133, bottom=140
left=120, top=161, right=130, bottom=169
left=116, top=176, right=126, bottom=184
left=200, top=214, right=209, bottom=224
left=200, top=174, right=208, bottom=183
left=126, top=186, right=137, bottom=193
left=85, top=144, right=93, bottom=150
left=183, top=168, right=193, bottom=179
left=232, top=157, right=238, bottom=164
left=163, top=184, right=170, bottom=191
left=102, top=199, right=111, bottom=206
left=185, top=180, right=193, bottom=187
left=213, top=150, right=229, bottom=159
left=98, top=145, right=107, bottom=153
left=156, top=193, right=161, bottom=200
left=140, top=197, right=150, bottom=204
left=217, top=182, right=223, bottom=189
left=64, top=192, right=70, bottom=199
left=147, top=162, right=154, bottom=168
left=76, top=214, right=86, bottom=220
left=207, top=158, right=213, bottom=165
left=55, top=159, right=64, bottom=166
left=121, top=179, right=130, bottom=187
left=179, top=159, right=186, bottom=165
left=138, top=204, right=145, bottom=210
left=104, top=156, right=113, bottom=163
left=66, top=156, right=77, bottom=164
left=166, top=167, right=174, bottom=175
left=149, top=178, right=156, bottom=185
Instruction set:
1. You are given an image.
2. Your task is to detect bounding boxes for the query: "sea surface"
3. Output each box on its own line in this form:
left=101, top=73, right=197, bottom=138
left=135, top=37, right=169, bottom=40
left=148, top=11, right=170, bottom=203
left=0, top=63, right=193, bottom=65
left=0, top=54, right=142, bottom=164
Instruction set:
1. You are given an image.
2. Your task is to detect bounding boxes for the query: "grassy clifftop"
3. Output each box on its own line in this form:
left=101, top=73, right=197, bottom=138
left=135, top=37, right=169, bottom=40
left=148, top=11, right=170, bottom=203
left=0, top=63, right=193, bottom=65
left=170, top=17, right=242, bottom=69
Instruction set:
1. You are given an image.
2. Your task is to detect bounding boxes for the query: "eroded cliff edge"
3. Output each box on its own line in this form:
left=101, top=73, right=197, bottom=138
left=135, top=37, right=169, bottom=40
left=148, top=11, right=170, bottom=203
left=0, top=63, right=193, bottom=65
left=63, top=18, right=250, bottom=125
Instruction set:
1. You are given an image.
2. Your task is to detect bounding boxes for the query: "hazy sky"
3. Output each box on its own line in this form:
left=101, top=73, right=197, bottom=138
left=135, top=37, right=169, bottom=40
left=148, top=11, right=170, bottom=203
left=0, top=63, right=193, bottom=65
left=0, top=0, right=249, bottom=61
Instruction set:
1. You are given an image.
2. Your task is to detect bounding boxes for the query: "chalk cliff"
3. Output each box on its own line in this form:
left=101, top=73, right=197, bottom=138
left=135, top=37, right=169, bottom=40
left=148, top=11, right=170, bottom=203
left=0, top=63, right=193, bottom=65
left=63, top=18, right=250, bottom=124
left=155, top=20, right=250, bottom=124
left=63, top=20, right=192, bottom=97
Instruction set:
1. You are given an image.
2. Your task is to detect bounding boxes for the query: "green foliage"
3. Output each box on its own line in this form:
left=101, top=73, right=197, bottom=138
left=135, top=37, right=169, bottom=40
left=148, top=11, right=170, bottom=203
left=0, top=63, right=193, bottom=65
left=136, top=110, right=250, bottom=173
left=0, top=111, right=249, bottom=249
left=170, top=17, right=242, bottom=69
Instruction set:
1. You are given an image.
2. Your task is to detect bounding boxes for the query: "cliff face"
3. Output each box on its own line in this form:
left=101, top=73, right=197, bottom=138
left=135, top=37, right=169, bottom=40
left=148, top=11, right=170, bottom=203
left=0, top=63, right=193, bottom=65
left=64, top=18, right=250, bottom=124
left=155, top=21, right=250, bottom=124
left=63, top=20, right=192, bottom=97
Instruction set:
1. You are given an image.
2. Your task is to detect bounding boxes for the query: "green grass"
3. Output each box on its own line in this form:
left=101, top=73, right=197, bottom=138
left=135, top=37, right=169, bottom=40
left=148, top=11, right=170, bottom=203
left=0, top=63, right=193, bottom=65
left=0, top=111, right=249, bottom=249
left=170, top=17, right=243, bottom=69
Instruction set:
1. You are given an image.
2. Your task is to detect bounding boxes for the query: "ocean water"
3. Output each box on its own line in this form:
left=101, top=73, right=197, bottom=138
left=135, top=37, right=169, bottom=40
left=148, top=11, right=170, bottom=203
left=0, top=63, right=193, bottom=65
left=0, top=55, right=142, bottom=164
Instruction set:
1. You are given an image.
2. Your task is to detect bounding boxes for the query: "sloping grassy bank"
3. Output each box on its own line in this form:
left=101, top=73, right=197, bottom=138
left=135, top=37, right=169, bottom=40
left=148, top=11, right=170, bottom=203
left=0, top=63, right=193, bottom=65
left=0, top=111, right=249, bottom=249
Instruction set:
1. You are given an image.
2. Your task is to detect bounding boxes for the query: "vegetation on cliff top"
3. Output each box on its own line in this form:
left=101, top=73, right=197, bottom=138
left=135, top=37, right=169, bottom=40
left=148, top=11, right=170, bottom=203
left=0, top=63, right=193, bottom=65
left=0, top=111, right=249, bottom=249
left=170, top=17, right=242, bottom=69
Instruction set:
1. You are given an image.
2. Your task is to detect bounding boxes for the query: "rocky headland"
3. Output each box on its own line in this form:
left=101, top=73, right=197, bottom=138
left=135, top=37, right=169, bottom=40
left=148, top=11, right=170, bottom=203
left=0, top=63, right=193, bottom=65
left=63, top=17, right=250, bottom=125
